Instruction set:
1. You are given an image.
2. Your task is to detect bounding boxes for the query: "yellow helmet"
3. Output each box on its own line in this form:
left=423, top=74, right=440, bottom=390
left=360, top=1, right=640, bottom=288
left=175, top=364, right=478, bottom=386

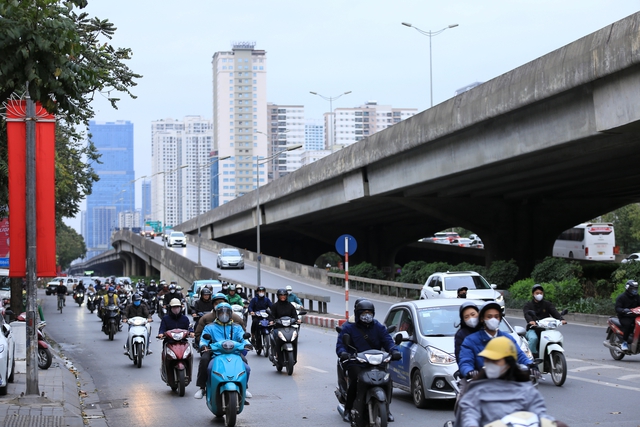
left=478, top=336, right=517, bottom=361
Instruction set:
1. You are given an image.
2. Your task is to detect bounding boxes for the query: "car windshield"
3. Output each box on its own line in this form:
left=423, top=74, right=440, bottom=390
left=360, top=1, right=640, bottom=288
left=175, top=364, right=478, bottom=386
left=443, top=275, right=491, bottom=291
left=222, top=249, right=241, bottom=257
left=416, top=306, right=460, bottom=336
left=171, top=232, right=184, bottom=237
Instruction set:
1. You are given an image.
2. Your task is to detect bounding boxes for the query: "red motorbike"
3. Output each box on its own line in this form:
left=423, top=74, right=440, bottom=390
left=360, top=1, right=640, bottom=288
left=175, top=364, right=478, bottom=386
left=159, top=329, right=193, bottom=396
left=604, top=307, right=640, bottom=360
left=16, top=313, right=53, bottom=369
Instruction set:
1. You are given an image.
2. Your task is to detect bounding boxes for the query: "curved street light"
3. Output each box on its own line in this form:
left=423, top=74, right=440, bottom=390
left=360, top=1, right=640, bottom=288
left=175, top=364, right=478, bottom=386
left=309, top=91, right=351, bottom=151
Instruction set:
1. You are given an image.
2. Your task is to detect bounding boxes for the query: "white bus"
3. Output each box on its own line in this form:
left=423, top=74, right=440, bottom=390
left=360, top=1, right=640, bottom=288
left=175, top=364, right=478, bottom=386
left=553, top=223, right=617, bottom=261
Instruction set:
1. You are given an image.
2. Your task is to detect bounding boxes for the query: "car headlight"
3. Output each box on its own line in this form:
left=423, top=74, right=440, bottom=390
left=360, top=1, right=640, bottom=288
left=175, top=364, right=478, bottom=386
left=495, top=293, right=504, bottom=302
left=519, top=337, right=534, bottom=360
left=0, top=344, right=4, bottom=353
left=427, top=346, right=456, bottom=365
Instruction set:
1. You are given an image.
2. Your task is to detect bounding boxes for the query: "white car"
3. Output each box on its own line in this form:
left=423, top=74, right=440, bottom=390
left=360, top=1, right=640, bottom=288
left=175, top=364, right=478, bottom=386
left=168, top=231, right=187, bottom=248
left=216, top=248, right=245, bottom=270
left=0, top=307, right=15, bottom=395
left=621, top=253, right=640, bottom=263
left=420, top=271, right=504, bottom=309
left=450, top=238, right=474, bottom=247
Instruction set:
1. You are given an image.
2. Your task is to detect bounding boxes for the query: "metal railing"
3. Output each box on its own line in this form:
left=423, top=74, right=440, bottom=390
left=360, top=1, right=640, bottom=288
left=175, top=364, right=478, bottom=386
left=327, top=272, right=422, bottom=299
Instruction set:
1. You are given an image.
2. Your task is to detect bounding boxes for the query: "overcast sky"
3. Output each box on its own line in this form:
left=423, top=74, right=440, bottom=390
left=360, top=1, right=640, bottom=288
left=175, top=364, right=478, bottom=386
left=66, top=0, right=640, bottom=232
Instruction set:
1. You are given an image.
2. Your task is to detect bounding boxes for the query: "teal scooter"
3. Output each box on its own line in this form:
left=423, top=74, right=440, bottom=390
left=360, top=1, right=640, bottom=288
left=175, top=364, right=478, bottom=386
left=203, top=334, right=252, bottom=427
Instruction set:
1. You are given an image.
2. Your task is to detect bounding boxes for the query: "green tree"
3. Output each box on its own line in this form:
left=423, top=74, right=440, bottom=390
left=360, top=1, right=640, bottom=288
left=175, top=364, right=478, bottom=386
left=600, top=204, right=640, bottom=254
left=56, top=220, right=86, bottom=270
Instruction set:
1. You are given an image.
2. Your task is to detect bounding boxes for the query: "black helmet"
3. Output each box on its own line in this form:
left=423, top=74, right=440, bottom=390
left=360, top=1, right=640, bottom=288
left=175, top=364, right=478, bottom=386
left=479, top=302, right=503, bottom=319
left=257, top=286, right=266, bottom=293
left=459, top=301, right=479, bottom=319
left=132, top=293, right=142, bottom=302
left=168, top=284, right=176, bottom=292
left=532, top=284, right=544, bottom=294
left=626, top=280, right=638, bottom=291
left=354, top=299, right=375, bottom=317
left=201, top=287, right=212, bottom=296
left=276, top=288, right=287, bottom=296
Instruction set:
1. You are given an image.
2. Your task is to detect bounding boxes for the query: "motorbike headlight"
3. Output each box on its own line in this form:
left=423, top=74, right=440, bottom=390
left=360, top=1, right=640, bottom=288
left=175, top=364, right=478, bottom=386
left=427, top=346, right=456, bottom=365
left=363, top=353, right=384, bottom=365
left=291, top=330, right=298, bottom=341
left=166, top=347, right=177, bottom=359
left=184, top=345, right=192, bottom=357
left=278, top=331, right=286, bottom=341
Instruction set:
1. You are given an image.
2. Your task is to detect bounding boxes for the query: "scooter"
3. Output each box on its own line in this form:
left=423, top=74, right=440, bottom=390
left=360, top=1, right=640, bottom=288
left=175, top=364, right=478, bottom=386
left=102, top=304, right=121, bottom=341
left=16, top=313, right=52, bottom=370
left=157, top=295, right=167, bottom=320
left=124, top=317, right=151, bottom=368
left=251, top=310, right=271, bottom=357
left=604, top=306, right=640, bottom=360
left=268, top=314, right=305, bottom=376
left=147, top=291, right=158, bottom=316
left=73, top=290, right=84, bottom=306
left=522, top=309, right=568, bottom=386
left=159, top=328, right=193, bottom=397
left=86, top=291, right=97, bottom=313
left=443, top=411, right=560, bottom=427
left=204, top=333, right=252, bottom=427
left=335, top=331, right=400, bottom=427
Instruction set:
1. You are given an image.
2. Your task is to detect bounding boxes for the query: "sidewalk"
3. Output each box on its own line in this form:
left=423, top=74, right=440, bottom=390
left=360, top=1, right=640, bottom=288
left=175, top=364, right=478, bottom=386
left=0, top=340, right=107, bottom=427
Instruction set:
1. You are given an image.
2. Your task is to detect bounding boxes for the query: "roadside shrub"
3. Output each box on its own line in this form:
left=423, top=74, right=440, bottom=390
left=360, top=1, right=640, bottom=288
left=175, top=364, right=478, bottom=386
left=611, top=261, right=640, bottom=284
left=553, top=278, right=583, bottom=306
left=567, top=297, right=615, bottom=315
left=508, top=278, right=559, bottom=302
left=486, top=259, right=519, bottom=289
left=416, top=262, right=454, bottom=284
left=349, top=262, right=385, bottom=280
left=396, top=261, right=428, bottom=284
left=531, top=257, right=581, bottom=283
left=610, top=282, right=627, bottom=303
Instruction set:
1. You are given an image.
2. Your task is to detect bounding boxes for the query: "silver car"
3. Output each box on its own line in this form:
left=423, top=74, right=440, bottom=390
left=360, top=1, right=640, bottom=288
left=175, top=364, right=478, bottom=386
left=216, top=248, right=244, bottom=270
left=383, top=299, right=532, bottom=408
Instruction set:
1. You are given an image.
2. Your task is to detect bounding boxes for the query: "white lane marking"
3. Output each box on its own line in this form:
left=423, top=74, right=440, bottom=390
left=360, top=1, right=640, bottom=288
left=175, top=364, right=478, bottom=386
left=569, top=365, right=623, bottom=372
left=567, top=375, right=640, bottom=392
left=565, top=358, right=584, bottom=362
left=303, top=366, right=328, bottom=373
left=617, top=374, right=640, bottom=381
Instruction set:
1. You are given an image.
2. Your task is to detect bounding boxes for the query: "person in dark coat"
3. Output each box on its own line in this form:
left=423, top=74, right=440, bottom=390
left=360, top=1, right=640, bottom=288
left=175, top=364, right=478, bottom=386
left=157, top=298, right=190, bottom=337
left=615, top=280, right=640, bottom=351
left=523, top=284, right=566, bottom=355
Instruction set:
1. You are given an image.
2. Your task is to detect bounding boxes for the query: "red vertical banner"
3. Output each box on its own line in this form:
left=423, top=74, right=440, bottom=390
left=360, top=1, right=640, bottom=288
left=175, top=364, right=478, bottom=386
left=6, top=100, right=57, bottom=277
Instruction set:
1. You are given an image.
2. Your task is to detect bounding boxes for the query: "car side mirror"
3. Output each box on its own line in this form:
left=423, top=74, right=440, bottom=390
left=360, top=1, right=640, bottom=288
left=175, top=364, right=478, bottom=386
left=490, top=284, right=498, bottom=289
left=514, top=326, right=526, bottom=337
left=433, top=286, right=441, bottom=293
left=394, top=333, right=403, bottom=345
left=202, top=333, right=212, bottom=341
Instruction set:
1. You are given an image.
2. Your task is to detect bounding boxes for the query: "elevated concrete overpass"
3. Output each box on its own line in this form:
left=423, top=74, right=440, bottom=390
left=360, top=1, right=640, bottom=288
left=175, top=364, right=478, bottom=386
left=172, top=13, right=640, bottom=276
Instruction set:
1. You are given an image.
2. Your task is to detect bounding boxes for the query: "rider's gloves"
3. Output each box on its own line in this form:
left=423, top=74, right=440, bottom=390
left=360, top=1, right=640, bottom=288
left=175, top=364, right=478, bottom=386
left=529, top=365, right=542, bottom=379
left=199, top=345, right=207, bottom=353
left=466, top=370, right=478, bottom=379
left=339, top=352, right=350, bottom=361
left=391, top=351, right=402, bottom=361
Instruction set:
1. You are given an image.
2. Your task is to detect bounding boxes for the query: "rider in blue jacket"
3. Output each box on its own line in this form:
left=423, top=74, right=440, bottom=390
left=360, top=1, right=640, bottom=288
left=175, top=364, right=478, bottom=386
left=248, top=286, right=272, bottom=341
left=458, top=302, right=533, bottom=379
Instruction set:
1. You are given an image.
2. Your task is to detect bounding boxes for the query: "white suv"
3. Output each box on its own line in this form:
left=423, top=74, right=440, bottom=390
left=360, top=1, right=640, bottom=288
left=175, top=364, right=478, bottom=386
left=420, top=271, right=504, bottom=309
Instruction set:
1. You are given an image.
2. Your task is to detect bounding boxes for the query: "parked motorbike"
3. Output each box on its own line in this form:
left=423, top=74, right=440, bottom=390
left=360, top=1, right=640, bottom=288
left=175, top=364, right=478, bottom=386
left=335, top=331, right=401, bottom=427
left=124, top=317, right=151, bottom=368
left=251, top=310, right=271, bottom=357
left=16, top=313, right=52, bottom=370
left=604, top=306, right=640, bottom=360
left=102, top=304, right=121, bottom=341
left=159, top=328, right=193, bottom=396
left=268, top=313, right=306, bottom=375
left=73, top=290, right=84, bottom=306
left=86, top=291, right=97, bottom=313
left=203, top=333, right=252, bottom=427
left=520, top=309, right=568, bottom=386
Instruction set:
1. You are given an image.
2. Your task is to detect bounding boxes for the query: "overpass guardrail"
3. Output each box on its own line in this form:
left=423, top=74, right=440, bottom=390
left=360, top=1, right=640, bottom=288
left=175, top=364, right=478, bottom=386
left=327, top=272, right=422, bottom=299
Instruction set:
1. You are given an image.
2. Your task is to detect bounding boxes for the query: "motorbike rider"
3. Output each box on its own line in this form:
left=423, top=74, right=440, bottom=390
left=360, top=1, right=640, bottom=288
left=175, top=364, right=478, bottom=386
left=157, top=298, right=190, bottom=339
left=335, top=299, right=401, bottom=423
left=523, top=284, right=567, bottom=356
left=196, top=302, right=252, bottom=401
left=455, top=336, right=554, bottom=427
left=56, top=279, right=68, bottom=307
left=455, top=301, right=481, bottom=362
left=87, top=283, right=96, bottom=294
left=75, top=280, right=86, bottom=293
left=269, top=289, right=300, bottom=364
left=248, top=286, right=273, bottom=343
left=100, top=287, right=122, bottom=330
left=615, top=280, right=640, bottom=351
left=221, top=281, right=230, bottom=295
left=192, top=287, right=214, bottom=320
left=227, top=284, right=246, bottom=306
left=122, top=293, right=153, bottom=355
left=457, top=286, right=468, bottom=298
left=162, top=283, right=184, bottom=312
left=195, top=293, right=245, bottom=345
left=147, top=279, right=158, bottom=294
left=285, top=285, right=302, bottom=305
left=458, top=302, right=534, bottom=379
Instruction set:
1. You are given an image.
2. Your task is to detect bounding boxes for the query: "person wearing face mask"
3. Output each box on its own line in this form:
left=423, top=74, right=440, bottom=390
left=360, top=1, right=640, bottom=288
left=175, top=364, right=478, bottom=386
left=458, top=302, right=533, bottom=379
left=523, top=284, right=566, bottom=356
left=455, top=337, right=553, bottom=427
left=248, top=286, right=273, bottom=343
left=336, top=299, right=401, bottom=423
left=455, top=301, right=480, bottom=362
left=285, top=285, right=302, bottom=305
left=157, top=298, right=190, bottom=340
left=122, top=293, right=153, bottom=355
left=615, top=280, right=640, bottom=351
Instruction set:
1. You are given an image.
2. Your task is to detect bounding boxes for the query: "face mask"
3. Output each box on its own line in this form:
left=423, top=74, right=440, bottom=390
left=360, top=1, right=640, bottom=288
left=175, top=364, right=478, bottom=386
left=171, top=307, right=181, bottom=315
left=359, top=313, right=374, bottom=324
left=287, top=290, right=292, bottom=294
left=630, top=289, right=638, bottom=296
left=465, top=317, right=479, bottom=328
left=484, top=362, right=507, bottom=379
left=485, top=317, right=500, bottom=331
left=458, top=293, right=466, bottom=298
left=133, top=301, right=141, bottom=307
left=534, top=294, right=543, bottom=301
left=258, top=292, right=265, bottom=297
left=218, top=313, right=230, bottom=323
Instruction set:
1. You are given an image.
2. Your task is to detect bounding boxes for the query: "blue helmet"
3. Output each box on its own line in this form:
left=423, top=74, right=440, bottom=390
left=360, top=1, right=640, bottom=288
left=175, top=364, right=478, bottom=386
left=215, top=302, right=233, bottom=323
left=213, top=293, right=228, bottom=303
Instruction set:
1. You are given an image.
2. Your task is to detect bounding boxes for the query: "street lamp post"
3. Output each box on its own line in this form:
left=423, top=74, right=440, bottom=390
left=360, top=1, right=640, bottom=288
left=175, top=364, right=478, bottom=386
left=309, top=91, right=351, bottom=151
left=195, top=156, right=229, bottom=265
left=129, top=175, right=147, bottom=229
left=256, top=129, right=290, bottom=181
left=255, top=144, right=303, bottom=287
left=402, top=22, right=458, bottom=108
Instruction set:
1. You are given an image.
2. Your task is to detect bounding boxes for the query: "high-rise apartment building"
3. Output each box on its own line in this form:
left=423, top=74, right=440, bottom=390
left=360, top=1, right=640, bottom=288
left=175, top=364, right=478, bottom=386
left=327, top=101, right=418, bottom=149
left=267, top=103, right=305, bottom=180
left=150, top=116, right=213, bottom=228
left=84, top=120, right=134, bottom=259
left=212, top=42, right=268, bottom=203
left=304, top=118, right=325, bottom=151
left=141, top=179, right=151, bottom=224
